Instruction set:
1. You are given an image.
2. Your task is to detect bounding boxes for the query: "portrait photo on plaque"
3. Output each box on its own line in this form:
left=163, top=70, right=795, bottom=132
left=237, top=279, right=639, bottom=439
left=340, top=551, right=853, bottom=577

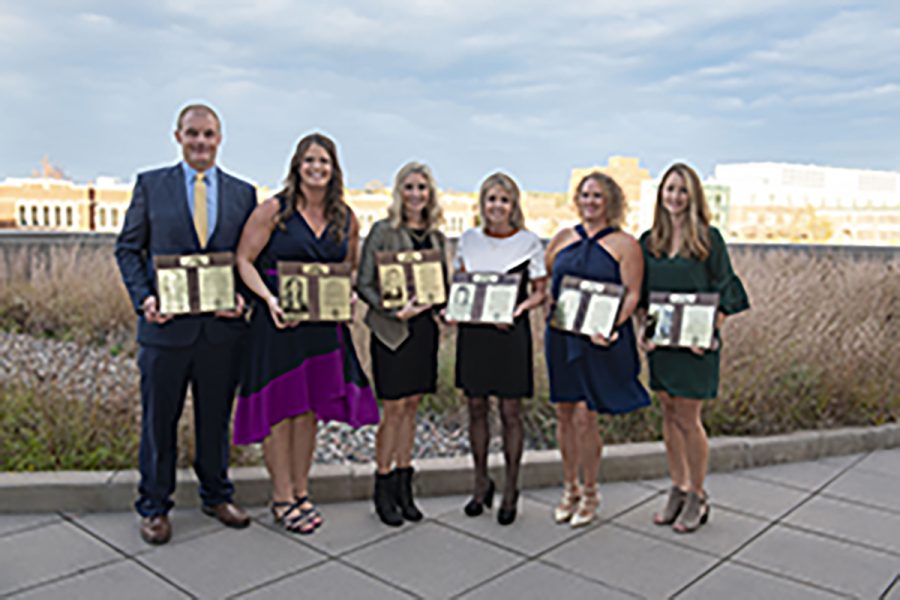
left=446, top=272, right=521, bottom=324
left=280, top=274, right=311, bottom=318
left=378, top=264, right=408, bottom=308
left=154, top=252, right=236, bottom=316
left=320, top=276, right=352, bottom=321
left=646, top=291, right=719, bottom=349
left=447, top=282, right=476, bottom=322
left=550, top=275, right=624, bottom=340
left=375, top=249, right=446, bottom=308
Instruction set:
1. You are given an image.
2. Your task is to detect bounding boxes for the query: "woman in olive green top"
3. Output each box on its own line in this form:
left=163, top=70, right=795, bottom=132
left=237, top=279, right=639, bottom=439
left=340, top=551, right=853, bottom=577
left=638, top=163, right=749, bottom=533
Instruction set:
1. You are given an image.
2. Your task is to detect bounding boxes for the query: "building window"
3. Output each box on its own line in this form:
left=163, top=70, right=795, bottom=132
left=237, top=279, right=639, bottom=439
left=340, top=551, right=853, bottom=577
left=111, top=208, right=119, bottom=228
left=55, top=206, right=62, bottom=226
left=19, top=206, right=27, bottom=225
left=66, top=207, right=73, bottom=227
left=32, top=206, right=39, bottom=225
left=98, top=208, right=106, bottom=227
left=43, top=206, right=50, bottom=225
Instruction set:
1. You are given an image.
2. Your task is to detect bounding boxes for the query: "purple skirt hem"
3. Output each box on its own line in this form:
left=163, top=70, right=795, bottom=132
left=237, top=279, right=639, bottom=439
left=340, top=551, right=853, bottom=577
left=233, top=349, right=379, bottom=445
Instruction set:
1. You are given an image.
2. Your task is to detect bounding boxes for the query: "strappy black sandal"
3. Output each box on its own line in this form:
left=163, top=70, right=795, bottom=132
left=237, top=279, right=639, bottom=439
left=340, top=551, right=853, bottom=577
left=271, top=500, right=317, bottom=535
left=295, top=495, right=323, bottom=530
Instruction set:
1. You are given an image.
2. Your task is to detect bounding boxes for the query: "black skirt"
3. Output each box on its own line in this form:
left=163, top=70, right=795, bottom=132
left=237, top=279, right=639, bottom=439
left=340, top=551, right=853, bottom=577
left=455, top=313, right=533, bottom=398
left=371, top=312, right=438, bottom=400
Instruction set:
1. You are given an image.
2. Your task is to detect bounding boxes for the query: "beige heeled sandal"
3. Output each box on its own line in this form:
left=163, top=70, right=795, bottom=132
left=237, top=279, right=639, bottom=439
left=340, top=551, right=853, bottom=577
left=554, top=481, right=581, bottom=524
left=570, top=484, right=601, bottom=528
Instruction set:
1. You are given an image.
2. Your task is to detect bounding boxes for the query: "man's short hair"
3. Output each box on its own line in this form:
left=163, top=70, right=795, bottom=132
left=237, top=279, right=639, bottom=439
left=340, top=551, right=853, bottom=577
left=176, top=103, right=221, bottom=130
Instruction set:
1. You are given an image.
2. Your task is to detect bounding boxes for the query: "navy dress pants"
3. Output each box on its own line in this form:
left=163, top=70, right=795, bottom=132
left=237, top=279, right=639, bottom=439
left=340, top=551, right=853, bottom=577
left=135, top=333, right=241, bottom=517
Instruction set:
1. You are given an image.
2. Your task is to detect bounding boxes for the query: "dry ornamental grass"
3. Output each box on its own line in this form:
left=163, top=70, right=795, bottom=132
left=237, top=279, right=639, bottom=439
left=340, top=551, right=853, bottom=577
left=0, top=242, right=896, bottom=470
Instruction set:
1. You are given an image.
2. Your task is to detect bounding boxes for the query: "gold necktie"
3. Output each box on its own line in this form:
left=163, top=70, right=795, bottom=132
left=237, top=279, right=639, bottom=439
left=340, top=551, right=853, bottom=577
left=193, top=172, right=208, bottom=247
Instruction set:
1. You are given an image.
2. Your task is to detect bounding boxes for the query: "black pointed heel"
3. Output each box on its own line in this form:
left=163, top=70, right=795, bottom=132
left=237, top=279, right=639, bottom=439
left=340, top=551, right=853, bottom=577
left=464, top=479, right=495, bottom=517
left=497, top=490, right=519, bottom=526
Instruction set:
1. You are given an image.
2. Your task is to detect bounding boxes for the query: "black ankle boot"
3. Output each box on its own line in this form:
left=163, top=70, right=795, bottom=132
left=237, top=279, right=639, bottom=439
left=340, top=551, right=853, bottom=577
left=374, top=471, right=403, bottom=527
left=394, top=467, right=423, bottom=522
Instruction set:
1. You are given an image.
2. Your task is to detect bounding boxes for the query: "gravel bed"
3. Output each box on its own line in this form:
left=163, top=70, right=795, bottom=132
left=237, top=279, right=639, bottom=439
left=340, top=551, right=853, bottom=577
left=0, top=332, right=526, bottom=465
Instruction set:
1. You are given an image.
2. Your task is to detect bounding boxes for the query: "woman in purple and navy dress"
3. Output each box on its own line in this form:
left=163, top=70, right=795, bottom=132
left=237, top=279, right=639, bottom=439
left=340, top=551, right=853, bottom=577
left=233, top=133, right=379, bottom=534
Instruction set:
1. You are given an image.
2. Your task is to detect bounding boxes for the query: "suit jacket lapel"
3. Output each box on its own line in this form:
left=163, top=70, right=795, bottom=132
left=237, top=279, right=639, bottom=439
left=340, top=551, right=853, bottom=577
left=210, top=169, right=229, bottom=246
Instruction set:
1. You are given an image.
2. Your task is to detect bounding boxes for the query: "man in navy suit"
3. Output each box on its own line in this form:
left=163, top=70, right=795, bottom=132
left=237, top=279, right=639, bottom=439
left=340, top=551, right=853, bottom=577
left=115, top=104, right=256, bottom=544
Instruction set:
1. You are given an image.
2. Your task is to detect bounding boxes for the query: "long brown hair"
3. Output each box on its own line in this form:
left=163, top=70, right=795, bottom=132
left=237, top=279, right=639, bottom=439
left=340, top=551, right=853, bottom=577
left=647, top=163, right=711, bottom=260
left=574, top=172, right=626, bottom=228
left=277, top=133, right=348, bottom=243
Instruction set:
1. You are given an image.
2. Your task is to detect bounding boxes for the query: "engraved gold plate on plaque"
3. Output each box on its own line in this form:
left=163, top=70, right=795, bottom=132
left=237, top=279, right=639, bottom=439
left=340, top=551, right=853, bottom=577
left=154, top=252, right=236, bottom=315
left=550, top=275, right=625, bottom=339
left=375, top=249, right=446, bottom=309
left=277, top=261, right=353, bottom=322
left=447, top=272, right=522, bottom=324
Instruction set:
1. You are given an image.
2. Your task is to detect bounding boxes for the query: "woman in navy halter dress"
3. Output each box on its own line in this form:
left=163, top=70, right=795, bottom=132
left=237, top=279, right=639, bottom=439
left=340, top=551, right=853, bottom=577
left=234, top=134, right=377, bottom=535
left=545, top=172, right=649, bottom=528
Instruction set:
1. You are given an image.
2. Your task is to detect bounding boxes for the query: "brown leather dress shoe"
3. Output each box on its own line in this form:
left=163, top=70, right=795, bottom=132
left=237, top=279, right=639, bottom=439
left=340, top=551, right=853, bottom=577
left=202, top=502, right=251, bottom=528
left=140, top=515, right=171, bottom=545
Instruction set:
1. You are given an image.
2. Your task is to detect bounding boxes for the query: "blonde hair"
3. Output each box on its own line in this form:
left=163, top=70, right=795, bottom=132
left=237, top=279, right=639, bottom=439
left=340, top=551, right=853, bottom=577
left=478, top=172, right=525, bottom=231
left=387, top=162, right=443, bottom=231
left=647, top=163, right=711, bottom=260
left=574, top=172, right=626, bottom=228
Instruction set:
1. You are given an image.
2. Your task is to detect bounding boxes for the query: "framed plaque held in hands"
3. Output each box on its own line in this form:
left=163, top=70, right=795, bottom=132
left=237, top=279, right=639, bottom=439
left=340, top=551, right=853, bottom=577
left=154, top=252, right=236, bottom=315
left=646, top=292, right=720, bottom=349
left=550, top=275, right=625, bottom=340
left=447, top=272, right=522, bottom=324
left=375, top=249, right=446, bottom=309
left=277, top=262, right=352, bottom=322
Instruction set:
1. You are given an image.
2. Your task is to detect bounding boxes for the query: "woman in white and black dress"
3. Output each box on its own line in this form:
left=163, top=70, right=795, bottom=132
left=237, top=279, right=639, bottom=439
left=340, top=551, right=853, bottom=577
left=453, top=172, right=547, bottom=525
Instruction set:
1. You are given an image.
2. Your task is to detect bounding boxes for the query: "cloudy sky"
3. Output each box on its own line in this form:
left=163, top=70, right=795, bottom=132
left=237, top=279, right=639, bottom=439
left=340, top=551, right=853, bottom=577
left=1, top=1, right=898, bottom=191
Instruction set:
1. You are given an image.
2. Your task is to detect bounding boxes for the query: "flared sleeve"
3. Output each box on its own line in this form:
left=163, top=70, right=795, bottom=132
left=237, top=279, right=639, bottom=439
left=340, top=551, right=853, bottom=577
left=707, top=227, right=750, bottom=315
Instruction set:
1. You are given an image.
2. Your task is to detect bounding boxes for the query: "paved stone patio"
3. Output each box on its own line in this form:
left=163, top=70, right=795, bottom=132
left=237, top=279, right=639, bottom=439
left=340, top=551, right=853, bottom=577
left=2, top=450, right=898, bottom=599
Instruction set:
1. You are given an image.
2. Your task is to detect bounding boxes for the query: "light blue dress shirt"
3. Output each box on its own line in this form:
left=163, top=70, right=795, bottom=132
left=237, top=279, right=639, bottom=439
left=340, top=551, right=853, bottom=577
left=181, top=162, right=218, bottom=238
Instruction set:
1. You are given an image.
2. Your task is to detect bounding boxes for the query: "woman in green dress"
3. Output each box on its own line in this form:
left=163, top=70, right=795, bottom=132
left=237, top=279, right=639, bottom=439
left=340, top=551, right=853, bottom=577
left=638, top=163, right=749, bottom=533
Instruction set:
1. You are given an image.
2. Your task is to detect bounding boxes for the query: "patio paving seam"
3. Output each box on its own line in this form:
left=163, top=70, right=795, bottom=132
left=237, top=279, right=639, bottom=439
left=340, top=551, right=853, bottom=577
left=0, top=517, right=60, bottom=541
left=779, top=520, right=900, bottom=559
left=880, top=574, right=899, bottom=600
left=668, top=451, right=871, bottom=598
left=223, top=556, right=332, bottom=600
left=3, top=557, right=127, bottom=599
left=819, top=492, right=900, bottom=517
left=59, top=511, right=198, bottom=598
left=329, top=555, right=423, bottom=600
left=450, top=558, right=644, bottom=600
left=244, top=515, right=434, bottom=599
left=725, top=557, right=863, bottom=599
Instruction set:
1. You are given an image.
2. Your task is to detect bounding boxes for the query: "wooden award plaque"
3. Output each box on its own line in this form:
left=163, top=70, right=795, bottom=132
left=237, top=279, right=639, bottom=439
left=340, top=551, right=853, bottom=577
left=375, top=249, right=446, bottom=309
left=550, top=275, right=625, bottom=340
left=277, top=261, right=353, bottom=322
left=154, top=252, right=236, bottom=315
left=646, top=291, right=720, bottom=349
left=446, top=272, right=522, bottom=324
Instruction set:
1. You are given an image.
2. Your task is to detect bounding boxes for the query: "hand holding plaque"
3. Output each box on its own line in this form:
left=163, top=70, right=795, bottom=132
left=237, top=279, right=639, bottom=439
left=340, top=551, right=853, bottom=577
left=277, top=262, right=352, bottom=322
left=646, top=292, right=719, bottom=349
left=154, top=252, right=237, bottom=315
left=447, top=272, right=522, bottom=324
left=550, top=275, right=625, bottom=340
left=375, top=249, right=446, bottom=309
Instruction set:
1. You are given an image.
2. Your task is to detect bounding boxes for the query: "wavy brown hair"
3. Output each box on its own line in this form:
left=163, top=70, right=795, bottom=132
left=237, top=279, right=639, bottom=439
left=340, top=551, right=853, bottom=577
left=574, top=171, right=626, bottom=228
left=646, top=163, right=711, bottom=260
left=478, top=172, right=525, bottom=231
left=277, top=133, right=348, bottom=243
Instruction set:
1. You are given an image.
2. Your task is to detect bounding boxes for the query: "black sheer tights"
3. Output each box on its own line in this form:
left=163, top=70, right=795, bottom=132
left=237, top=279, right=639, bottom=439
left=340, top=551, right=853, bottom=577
left=467, top=396, right=523, bottom=509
